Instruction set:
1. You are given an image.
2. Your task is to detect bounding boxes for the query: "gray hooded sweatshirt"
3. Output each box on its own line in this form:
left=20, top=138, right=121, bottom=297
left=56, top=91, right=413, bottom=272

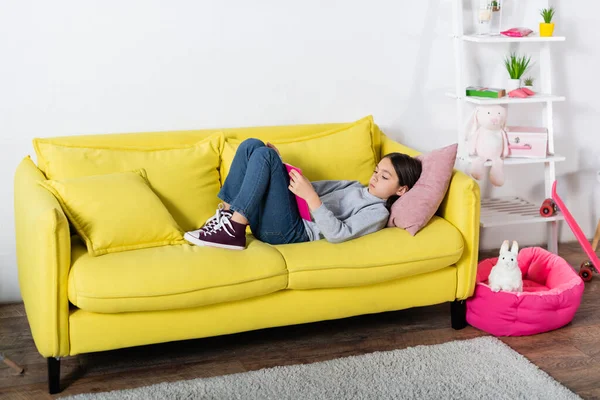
left=302, top=180, right=389, bottom=243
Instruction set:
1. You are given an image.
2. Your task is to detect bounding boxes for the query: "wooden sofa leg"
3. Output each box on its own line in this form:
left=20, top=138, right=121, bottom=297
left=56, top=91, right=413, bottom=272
left=451, top=300, right=467, bottom=330
left=48, top=357, right=61, bottom=394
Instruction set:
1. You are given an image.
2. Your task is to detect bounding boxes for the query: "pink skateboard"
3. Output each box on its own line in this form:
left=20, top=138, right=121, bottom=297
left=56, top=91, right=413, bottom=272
left=549, top=181, right=600, bottom=281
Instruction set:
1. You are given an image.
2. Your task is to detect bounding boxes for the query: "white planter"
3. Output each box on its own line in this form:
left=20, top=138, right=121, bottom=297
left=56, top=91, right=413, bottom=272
left=524, top=85, right=534, bottom=91
left=506, top=79, right=521, bottom=92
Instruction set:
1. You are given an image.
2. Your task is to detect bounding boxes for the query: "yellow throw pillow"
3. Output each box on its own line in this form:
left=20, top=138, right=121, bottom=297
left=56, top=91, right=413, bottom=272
left=220, top=116, right=377, bottom=185
left=33, top=133, right=223, bottom=233
left=39, top=169, right=185, bottom=256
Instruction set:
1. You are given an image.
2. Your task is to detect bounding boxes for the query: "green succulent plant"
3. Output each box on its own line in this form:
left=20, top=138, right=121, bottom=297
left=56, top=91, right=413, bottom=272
left=504, top=52, right=532, bottom=80
left=540, top=7, right=555, bottom=23
left=524, top=77, right=534, bottom=86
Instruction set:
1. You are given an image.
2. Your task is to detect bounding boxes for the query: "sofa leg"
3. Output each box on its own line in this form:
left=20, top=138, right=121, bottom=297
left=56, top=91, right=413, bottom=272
left=451, top=300, right=467, bottom=330
left=48, top=357, right=61, bottom=394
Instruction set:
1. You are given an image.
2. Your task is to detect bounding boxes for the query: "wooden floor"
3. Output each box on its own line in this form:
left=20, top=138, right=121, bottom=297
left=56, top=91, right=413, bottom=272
left=1, top=241, right=600, bottom=399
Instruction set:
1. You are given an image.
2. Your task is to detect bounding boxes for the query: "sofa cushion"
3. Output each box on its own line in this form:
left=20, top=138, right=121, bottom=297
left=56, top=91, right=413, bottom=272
left=67, top=236, right=288, bottom=314
left=33, top=133, right=223, bottom=233
left=39, top=169, right=185, bottom=256
left=220, top=116, right=378, bottom=186
left=275, top=216, right=464, bottom=290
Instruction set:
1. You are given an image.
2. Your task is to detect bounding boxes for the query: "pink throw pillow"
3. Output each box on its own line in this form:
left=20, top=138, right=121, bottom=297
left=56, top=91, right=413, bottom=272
left=387, top=143, right=458, bottom=235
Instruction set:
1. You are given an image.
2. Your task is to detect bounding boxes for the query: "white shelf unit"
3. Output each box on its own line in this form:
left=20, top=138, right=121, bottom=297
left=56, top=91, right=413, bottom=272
left=450, top=0, right=564, bottom=253
left=446, top=92, right=565, bottom=104
left=461, top=34, right=566, bottom=43
left=480, top=197, right=563, bottom=228
left=467, top=154, right=565, bottom=166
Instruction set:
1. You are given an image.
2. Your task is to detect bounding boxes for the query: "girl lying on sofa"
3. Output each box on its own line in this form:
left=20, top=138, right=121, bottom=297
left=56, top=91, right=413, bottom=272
left=184, top=138, right=422, bottom=250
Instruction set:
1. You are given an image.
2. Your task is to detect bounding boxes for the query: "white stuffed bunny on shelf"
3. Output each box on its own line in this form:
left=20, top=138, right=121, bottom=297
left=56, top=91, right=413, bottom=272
left=465, top=105, right=510, bottom=187
left=488, top=240, right=523, bottom=293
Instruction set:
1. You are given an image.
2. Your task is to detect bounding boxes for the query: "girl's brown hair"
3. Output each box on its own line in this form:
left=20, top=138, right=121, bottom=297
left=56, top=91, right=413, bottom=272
left=382, top=152, right=422, bottom=211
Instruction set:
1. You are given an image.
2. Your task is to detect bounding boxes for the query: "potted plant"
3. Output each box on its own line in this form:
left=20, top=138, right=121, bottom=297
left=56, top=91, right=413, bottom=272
left=491, top=0, right=501, bottom=12
left=504, top=52, right=532, bottom=91
left=524, top=77, right=535, bottom=91
left=540, top=7, right=555, bottom=37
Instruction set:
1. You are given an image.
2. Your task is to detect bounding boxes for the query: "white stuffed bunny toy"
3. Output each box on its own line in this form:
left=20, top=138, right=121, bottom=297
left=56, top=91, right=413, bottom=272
left=488, top=240, right=523, bottom=293
left=466, top=105, right=510, bottom=187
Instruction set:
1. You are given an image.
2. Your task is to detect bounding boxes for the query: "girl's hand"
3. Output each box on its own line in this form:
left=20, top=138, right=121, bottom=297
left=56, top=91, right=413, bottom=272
left=266, top=142, right=281, bottom=157
left=288, top=170, right=321, bottom=209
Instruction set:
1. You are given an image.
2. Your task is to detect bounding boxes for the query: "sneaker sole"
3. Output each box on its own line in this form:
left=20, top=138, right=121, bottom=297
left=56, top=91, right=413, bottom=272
left=184, top=232, right=204, bottom=246
left=184, top=232, right=245, bottom=250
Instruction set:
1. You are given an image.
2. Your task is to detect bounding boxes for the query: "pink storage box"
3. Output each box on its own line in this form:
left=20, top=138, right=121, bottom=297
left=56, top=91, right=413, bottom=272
left=506, top=126, right=548, bottom=158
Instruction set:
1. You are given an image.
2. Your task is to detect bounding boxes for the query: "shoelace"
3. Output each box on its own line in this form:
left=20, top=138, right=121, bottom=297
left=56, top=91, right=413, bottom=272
left=202, top=204, right=232, bottom=231
left=202, top=210, right=221, bottom=230
left=202, top=216, right=236, bottom=238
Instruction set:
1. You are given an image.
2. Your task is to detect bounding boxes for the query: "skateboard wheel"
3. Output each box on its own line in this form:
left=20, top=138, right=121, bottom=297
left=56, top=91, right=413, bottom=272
left=540, top=199, right=556, bottom=217
left=579, top=265, right=593, bottom=282
left=581, top=261, right=597, bottom=273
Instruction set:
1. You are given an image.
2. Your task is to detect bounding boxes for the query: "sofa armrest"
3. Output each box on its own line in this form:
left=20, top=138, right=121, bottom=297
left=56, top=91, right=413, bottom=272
left=14, top=156, right=71, bottom=357
left=381, top=134, right=480, bottom=300
left=438, top=170, right=481, bottom=299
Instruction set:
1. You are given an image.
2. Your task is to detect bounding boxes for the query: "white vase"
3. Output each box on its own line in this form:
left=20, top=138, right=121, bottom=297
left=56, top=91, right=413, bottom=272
left=507, top=79, right=521, bottom=92
left=525, top=85, right=534, bottom=91
left=477, top=6, right=492, bottom=35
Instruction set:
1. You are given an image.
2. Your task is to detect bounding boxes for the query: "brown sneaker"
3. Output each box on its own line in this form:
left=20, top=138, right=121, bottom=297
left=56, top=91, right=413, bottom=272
left=186, top=218, right=246, bottom=250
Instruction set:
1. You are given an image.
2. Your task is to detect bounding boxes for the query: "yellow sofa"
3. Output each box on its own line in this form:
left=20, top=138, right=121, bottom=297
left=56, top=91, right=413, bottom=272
left=14, top=117, right=480, bottom=394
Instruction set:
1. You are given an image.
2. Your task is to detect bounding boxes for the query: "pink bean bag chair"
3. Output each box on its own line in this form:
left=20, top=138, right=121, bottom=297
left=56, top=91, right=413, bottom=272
left=466, top=247, right=584, bottom=336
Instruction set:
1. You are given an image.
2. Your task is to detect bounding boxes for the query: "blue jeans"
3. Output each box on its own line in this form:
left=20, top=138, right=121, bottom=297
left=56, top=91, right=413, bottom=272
left=218, top=139, right=309, bottom=245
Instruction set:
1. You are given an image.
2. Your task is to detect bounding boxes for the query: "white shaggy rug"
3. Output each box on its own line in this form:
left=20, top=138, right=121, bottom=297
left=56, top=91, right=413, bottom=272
left=65, top=337, right=581, bottom=400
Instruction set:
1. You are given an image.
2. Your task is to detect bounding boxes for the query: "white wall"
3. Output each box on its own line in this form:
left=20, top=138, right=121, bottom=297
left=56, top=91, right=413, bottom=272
left=1, top=0, right=598, bottom=302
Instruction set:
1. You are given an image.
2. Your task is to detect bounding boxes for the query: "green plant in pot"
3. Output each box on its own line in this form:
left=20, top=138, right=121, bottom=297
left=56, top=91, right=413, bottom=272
left=504, top=52, right=531, bottom=92
left=524, top=76, right=535, bottom=90
left=540, top=7, right=555, bottom=37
